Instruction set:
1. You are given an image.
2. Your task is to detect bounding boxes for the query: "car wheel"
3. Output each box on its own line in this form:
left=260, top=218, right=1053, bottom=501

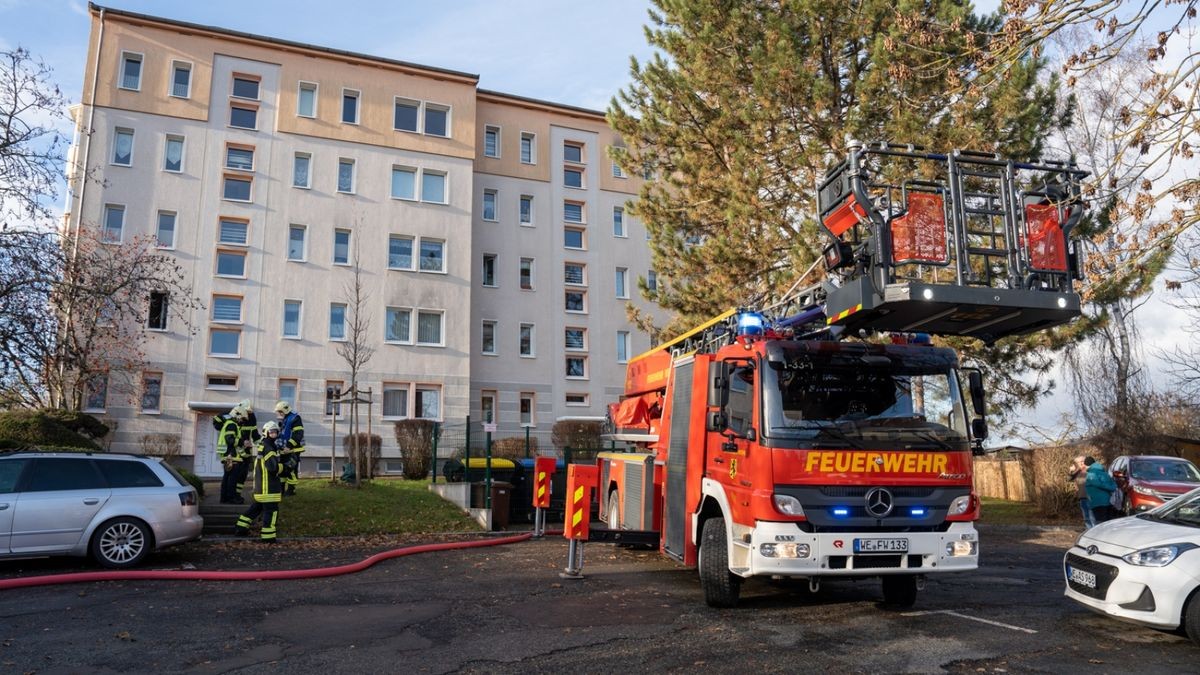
left=698, top=516, right=741, bottom=608
left=607, top=490, right=620, bottom=529
left=881, top=575, right=918, bottom=608
left=1185, top=590, right=1200, bottom=647
left=90, top=517, right=152, bottom=569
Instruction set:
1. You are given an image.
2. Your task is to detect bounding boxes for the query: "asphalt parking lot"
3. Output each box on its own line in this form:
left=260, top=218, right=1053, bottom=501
left=0, top=525, right=1195, bottom=673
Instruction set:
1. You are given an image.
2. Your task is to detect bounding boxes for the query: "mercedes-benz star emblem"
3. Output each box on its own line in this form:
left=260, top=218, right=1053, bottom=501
left=864, top=487, right=894, bottom=518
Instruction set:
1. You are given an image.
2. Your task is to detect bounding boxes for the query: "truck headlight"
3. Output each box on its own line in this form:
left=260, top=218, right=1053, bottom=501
left=773, top=494, right=805, bottom=516
left=1122, top=543, right=1197, bottom=567
left=760, top=543, right=811, bottom=559
left=946, top=540, right=977, bottom=556
left=947, top=495, right=972, bottom=516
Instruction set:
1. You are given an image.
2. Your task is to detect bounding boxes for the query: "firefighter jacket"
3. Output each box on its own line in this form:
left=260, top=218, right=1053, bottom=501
left=279, top=411, right=305, bottom=454
left=237, top=411, right=260, bottom=459
left=215, top=414, right=241, bottom=461
left=252, top=443, right=283, bottom=503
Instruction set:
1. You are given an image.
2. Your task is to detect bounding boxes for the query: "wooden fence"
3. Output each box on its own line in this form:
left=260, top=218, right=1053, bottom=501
left=972, top=458, right=1032, bottom=502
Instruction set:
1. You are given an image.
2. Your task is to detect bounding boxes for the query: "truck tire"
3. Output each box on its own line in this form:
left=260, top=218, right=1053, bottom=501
left=699, top=517, right=741, bottom=608
left=881, top=575, right=918, bottom=608
left=608, top=490, right=620, bottom=529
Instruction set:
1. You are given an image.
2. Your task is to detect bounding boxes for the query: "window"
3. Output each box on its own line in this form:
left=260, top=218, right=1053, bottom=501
left=519, top=323, right=534, bottom=357
left=141, top=372, right=163, bottom=412
left=482, top=190, right=497, bottom=221
left=385, top=306, right=411, bottom=343
left=564, top=142, right=583, bottom=163
left=520, top=132, right=535, bottom=164
left=566, top=393, right=589, bottom=406
left=520, top=393, right=535, bottom=426
left=333, top=229, right=351, bottom=265
left=216, top=250, right=246, bottom=277
left=388, top=235, right=413, bottom=270
left=481, top=320, right=497, bottom=354
left=391, top=166, right=416, bottom=200
left=565, top=289, right=586, bottom=313
left=519, top=257, right=534, bottom=290
left=232, top=76, right=260, bottom=100
left=617, top=331, right=630, bottom=363
left=209, top=328, right=241, bottom=356
left=283, top=300, right=302, bottom=338
left=613, top=207, right=626, bottom=237
left=415, top=385, right=441, bottom=419
left=564, top=262, right=586, bottom=286
left=223, top=175, right=252, bottom=201
left=484, top=125, right=500, bottom=158
left=520, top=195, right=533, bottom=226
left=329, top=303, right=347, bottom=340
left=206, top=374, right=239, bottom=389
left=421, top=171, right=447, bottom=204
left=337, top=158, right=355, bottom=193
left=564, top=227, right=585, bottom=250
left=424, top=104, right=449, bottom=137
left=25, top=458, right=106, bottom=492
left=293, top=153, right=311, bottom=188
left=288, top=225, right=306, bottom=261
left=325, top=380, right=345, bottom=416
left=616, top=267, right=628, bottom=298
left=419, top=239, right=444, bottom=272
left=218, top=218, right=248, bottom=245
left=278, top=378, right=298, bottom=408
left=564, top=201, right=583, bottom=223
left=612, top=161, right=626, bottom=178
left=120, top=52, right=142, bottom=90
left=212, top=295, right=243, bottom=323
left=566, top=356, right=588, bottom=379
left=164, top=135, right=184, bottom=172
left=482, top=254, right=497, bottom=287
left=147, top=292, right=169, bottom=330
left=297, top=82, right=317, bottom=117
left=564, top=167, right=583, bottom=189
left=112, top=128, right=134, bottom=166
left=229, top=105, right=257, bottom=129
left=416, top=310, right=443, bottom=346
left=564, top=327, right=586, bottom=351
left=156, top=211, right=176, bottom=248
left=648, top=270, right=658, bottom=293
left=342, top=89, right=360, bottom=124
left=394, top=98, right=419, bottom=132
left=225, top=146, right=254, bottom=171
left=83, top=373, right=108, bottom=411
left=103, top=204, right=124, bottom=243
left=383, top=384, right=409, bottom=418
left=481, top=391, right=497, bottom=424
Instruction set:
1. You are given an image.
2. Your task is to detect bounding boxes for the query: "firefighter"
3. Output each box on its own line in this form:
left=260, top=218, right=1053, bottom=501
left=234, top=420, right=283, bottom=543
left=215, top=407, right=246, bottom=504
left=232, top=400, right=260, bottom=500
left=274, top=400, right=305, bottom=496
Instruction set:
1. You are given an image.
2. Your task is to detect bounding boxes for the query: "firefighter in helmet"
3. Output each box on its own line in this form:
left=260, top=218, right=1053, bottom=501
left=231, top=399, right=260, bottom=500
left=274, top=400, right=305, bottom=496
left=235, top=420, right=283, bottom=542
left=215, top=406, right=247, bottom=504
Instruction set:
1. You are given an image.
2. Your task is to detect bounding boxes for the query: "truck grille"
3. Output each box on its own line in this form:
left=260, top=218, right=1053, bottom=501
left=828, top=554, right=924, bottom=570
left=819, top=486, right=936, bottom=499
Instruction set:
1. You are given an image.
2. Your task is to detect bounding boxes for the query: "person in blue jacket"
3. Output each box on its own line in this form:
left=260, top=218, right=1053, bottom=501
left=1084, top=456, right=1118, bottom=523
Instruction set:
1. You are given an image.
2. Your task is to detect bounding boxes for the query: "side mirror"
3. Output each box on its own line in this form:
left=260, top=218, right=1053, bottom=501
left=1112, top=470, right=1125, bottom=480
left=707, top=361, right=730, bottom=408
left=971, top=417, right=988, bottom=441
left=706, top=411, right=726, bottom=433
left=968, top=371, right=985, bottom=416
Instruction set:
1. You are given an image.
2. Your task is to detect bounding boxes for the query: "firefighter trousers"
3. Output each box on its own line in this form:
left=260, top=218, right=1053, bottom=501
left=235, top=501, right=279, bottom=541
left=220, top=460, right=242, bottom=503
left=280, top=454, right=301, bottom=493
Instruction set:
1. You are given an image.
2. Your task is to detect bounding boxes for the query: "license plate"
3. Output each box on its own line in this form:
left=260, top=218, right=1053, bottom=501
left=854, top=538, right=909, bottom=553
left=1068, top=565, right=1097, bottom=589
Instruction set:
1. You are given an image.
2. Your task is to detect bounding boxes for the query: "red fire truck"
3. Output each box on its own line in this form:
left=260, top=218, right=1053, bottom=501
left=575, top=142, right=1087, bottom=607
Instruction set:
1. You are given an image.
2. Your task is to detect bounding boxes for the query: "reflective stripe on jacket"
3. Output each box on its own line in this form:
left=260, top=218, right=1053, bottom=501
left=237, top=411, right=260, bottom=458
left=254, top=445, right=283, bottom=503
left=218, top=415, right=240, bottom=458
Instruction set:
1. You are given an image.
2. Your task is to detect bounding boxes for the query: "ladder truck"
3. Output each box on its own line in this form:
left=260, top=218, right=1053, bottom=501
left=570, top=141, right=1087, bottom=608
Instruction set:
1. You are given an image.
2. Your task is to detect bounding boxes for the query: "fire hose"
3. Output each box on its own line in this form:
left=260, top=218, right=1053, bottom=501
left=0, top=532, right=539, bottom=591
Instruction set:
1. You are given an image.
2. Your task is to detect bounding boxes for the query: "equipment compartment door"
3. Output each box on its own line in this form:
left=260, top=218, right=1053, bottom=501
left=663, top=360, right=693, bottom=560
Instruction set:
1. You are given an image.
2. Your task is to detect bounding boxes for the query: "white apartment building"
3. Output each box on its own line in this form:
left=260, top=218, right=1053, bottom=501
left=65, top=5, right=661, bottom=476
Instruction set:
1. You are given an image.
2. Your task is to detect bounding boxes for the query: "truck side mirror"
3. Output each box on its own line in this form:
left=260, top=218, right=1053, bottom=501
left=967, top=371, right=985, bottom=416
left=971, top=417, right=988, bottom=441
left=706, top=411, right=726, bottom=433
left=707, top=361, right=729, bottom=408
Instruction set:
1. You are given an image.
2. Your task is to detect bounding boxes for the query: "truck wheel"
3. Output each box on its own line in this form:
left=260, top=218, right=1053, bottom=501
left=607, top=490, right=620, bottom=529
left=881, top=575, right=918, bottom=608
left=699, top=517, right=741, bottom=608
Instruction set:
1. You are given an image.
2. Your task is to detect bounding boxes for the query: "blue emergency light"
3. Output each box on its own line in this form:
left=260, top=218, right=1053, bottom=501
left=831, top=507, right=850, bottom=518
left=736, top=312, right=766, bottom=336
left=909, top=507, right=927, bottom=517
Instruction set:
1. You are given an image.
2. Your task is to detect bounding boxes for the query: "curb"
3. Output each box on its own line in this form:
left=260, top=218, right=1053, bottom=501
left=976, top=523, right=1082, bottom=533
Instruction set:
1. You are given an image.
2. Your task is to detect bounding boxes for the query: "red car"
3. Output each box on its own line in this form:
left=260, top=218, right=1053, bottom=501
left=1109, top=455, right=1200, bottom=514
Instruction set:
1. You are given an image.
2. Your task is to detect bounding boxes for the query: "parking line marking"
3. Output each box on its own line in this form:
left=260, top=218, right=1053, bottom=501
left=902, top=610, right=1038, bottom=634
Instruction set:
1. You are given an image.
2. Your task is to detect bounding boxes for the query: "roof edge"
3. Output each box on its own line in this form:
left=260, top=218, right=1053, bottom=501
left=477, top=88, right=609, bottom=120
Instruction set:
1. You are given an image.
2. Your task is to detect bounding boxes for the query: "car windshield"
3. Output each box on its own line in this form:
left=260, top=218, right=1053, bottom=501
left=762, top=343, right=969, bottom=449
left=1129, top=460, right=1200, bottom=483
left=1147, top=487, right=1200, bottom=528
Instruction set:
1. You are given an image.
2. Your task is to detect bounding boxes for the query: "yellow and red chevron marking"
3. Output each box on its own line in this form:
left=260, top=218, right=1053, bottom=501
left=562, top=464, right=596, bottom=541
left=826, top=303, right=863, bottom=325
left=533, top=457, right=555, bottom=509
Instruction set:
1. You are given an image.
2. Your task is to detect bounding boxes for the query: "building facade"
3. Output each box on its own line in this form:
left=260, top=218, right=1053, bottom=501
left=65, top=5, right=662, bottom=476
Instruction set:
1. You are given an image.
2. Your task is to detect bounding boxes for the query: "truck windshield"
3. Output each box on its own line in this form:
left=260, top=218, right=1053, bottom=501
left=761, top=345, right=970, bottom=449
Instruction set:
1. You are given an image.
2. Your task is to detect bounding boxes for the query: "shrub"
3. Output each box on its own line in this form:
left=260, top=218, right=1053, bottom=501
left=551, top=420, right=604, bottom=452
left=1022, top=445, right=1083, bottom=518
left=0, top=410, right=100, bottom=450
left=343, top=433, right=382, bottom=480
left=394, top=419, right=436, bottom=479
left=178, top=467, right=205, bottom=498
left=490, top=435, right=538, bottom=460
left=40, top=409, right=110, bottom=439
left=138, top=433, right=182, bottom=460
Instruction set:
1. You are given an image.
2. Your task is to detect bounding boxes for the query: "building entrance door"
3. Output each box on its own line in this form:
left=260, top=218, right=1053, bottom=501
left=193, top=415, right=221, bottom=478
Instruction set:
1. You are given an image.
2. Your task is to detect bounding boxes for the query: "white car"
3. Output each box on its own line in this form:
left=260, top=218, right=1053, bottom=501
left=1063, top=486, right=1200, bottom=645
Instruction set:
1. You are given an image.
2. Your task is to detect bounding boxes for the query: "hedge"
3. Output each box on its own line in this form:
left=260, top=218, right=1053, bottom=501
left=0, top=410, right=102, bottom=450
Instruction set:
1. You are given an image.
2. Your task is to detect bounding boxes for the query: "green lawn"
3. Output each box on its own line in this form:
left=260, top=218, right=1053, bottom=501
left=980, top=497, right=1073, bottom=526
left=280, top=478, right=483, bottom=537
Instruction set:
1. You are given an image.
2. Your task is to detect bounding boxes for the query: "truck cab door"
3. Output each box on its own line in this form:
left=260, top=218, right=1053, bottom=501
left=707, top=362, right=756, bottom=491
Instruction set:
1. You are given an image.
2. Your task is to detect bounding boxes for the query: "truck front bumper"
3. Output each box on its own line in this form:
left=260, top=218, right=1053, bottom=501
left=739, top=520, right=979, bottom=578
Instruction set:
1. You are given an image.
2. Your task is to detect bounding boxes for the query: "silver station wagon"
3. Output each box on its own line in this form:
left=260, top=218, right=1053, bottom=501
left=0, top=452, right=203, bottom=568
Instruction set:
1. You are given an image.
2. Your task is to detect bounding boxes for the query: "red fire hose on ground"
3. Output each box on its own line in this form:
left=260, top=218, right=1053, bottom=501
left=0, top=532, right=535, bottom=591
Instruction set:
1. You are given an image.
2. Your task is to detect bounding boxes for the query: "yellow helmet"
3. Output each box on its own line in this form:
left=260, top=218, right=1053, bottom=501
left=274, top=400, right=291, bottom=415
left=262, top=420, right=280, bottom=434
left=238, top=399, right=253, bottom=413
left=230, top=406, right=246, bottom=420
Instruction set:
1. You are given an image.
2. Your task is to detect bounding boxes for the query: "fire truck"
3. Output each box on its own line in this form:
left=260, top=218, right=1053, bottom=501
left=574, top=142, right=1087, bottom=608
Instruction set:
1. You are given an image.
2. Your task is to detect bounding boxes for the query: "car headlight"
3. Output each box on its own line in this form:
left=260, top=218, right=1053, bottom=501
left=773, top=494, right=804, bottom=516
left=1122, top=543, right=1197, bottom=567
left=948, top=495, right=972, bottom=516
left=1132, top=485, right=1156, bottom=496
